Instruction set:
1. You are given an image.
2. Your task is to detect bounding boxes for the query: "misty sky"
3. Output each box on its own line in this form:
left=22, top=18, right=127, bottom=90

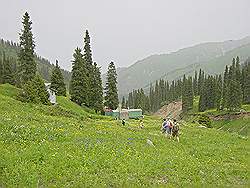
left=0, top=0, right=250, bottom=72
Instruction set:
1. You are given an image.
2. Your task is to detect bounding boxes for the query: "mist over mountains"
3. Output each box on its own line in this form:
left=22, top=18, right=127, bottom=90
left=103, top=36, right=250, bottom=97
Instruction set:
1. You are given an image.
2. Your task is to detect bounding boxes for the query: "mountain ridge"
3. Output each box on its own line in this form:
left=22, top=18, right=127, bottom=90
left=109, top=36, right=250, bottom=97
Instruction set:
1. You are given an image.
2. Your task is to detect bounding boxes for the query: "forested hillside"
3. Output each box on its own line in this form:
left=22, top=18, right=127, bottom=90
left=0, top=39, right=71, bottom=86
left=114, top=36, right=250, bottom=96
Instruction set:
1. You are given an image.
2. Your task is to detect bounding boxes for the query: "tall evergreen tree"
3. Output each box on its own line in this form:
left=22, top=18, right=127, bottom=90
left=104, top=62, right=119, bottom=110
left=242, top=58, right=250, bottom=104
left=50, top=60, right=66, bottom=96
left=193, top=71, right=198, bottom=96
left=83, top=30, right=94, bottom=107
left=18, top=12, right=36, bottom=84
left=69, top=48, right=88, bottom=106
left=92, top=62, right=103, bottom=112
left=227, top=59, right=242, bottom=111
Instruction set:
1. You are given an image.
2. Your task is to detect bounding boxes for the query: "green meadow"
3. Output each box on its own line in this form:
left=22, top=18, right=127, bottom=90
left=0, top=84, right=249, bottom=187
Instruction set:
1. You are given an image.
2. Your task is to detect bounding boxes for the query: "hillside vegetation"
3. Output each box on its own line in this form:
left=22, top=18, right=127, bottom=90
left=0, top=84, right=249, bottom=187
left=0, top=39, right=71, bottom=86
left=112, top=36, right=250, bottom=96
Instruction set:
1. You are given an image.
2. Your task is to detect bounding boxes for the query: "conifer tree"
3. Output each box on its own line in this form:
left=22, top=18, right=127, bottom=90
left=104, top=62, right=119, bottom=110
left=215, top=75, right=223, bottom=110
left=50, top=60, right=66, bottom=96
left=92, top=62, right=103, bottom=112
left=83, top=30, right=94, bottom=107
left=193, top=71, right=198, bottom=96
left=18, top=74, right=49, bottom=105
left=70, top=48, right=88, bottom=106
left=242, top=58, right=250, bottom=104
left=18, top=12, right=36, bottom=84
left=182, top=75, right=188, bottom=112
left=227, top=59, right=242, bottom=111
left=122, top=96, right=126, bottom=108
left=222, top=65, right=229, bottom=109
left=0, top=57, right=3, bottom=84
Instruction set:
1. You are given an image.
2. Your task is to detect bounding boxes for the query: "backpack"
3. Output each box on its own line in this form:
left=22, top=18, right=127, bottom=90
left=172, top=123, right=179, bottom=132
left=169, top=121, right=173, bottom=128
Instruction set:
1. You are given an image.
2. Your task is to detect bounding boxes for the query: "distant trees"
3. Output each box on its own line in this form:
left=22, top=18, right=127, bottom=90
left=0, top=52, right=17, bottom=85
left=242, top=58, right=250, bottom=104
left=124, top=56, right=249, bottom=113
left=199, top=56, right=247, bottom=112
left=182, top=75, right=193, bottom=112
left=50, top=60, right=66, bottom=96
left=104, top=62, right=119, bottom=110
left=18, top=12, right=36, bottom=84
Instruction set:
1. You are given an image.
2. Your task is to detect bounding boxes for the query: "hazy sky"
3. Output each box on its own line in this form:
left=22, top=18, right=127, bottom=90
left=0, top=0, right=250, bottom=72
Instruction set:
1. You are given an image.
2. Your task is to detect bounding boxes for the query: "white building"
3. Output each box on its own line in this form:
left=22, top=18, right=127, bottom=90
left=45, top=83, right=56, bottom=104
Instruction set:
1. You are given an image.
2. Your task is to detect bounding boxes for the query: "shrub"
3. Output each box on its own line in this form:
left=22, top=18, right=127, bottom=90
left=198, top=114, right=212, bottom=128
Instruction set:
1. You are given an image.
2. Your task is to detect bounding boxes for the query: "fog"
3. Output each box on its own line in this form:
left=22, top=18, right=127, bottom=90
left=0, top=0, right=249, bottom=71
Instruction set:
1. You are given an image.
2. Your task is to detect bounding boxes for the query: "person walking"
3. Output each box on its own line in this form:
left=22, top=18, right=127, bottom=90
left=172, top=119, right=180, bottom=142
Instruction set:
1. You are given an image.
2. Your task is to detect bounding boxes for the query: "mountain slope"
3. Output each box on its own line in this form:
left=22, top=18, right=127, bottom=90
left=0, top=84, right=248, bottom=187
left=0, top=39, right=71, bottom=86
left=115, top=36, right=250, bottom=96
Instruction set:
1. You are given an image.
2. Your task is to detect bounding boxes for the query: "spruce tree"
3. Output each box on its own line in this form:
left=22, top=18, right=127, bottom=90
left=122, top=96, right=126, bottom=108
left=50, top=60, right=66, bottom=96
left=222, top=65, right=229, bottom=109
left=70, top=48, right=88, bottom=106
left=227, top=59, right=242, bottom=111
left=92, top=62, right=103, bottom=112
left=83, top=30, right=94, bottom=107
left=0, top=57, right=3, bottom=84
left=18, top=74, right=49, bottom=105
left=193, top=71, right=198, bottom=96
left=242, top=59, right=250, bottom=104
left=104, top=62, right=119, bottom=110
left=215, top=75, right=223, bottom=110
left=18, top=12, right=36, bottom=84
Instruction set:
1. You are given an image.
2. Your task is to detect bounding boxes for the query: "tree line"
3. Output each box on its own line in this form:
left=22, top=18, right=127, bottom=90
left=0, top=12, right=120, bottom=113
left=0, top=37, right=71, bottom=87
left=124, top=57, right=250, bottom=113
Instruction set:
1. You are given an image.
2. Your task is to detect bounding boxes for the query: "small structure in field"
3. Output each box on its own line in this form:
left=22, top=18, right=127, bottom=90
left=45, top=83, right=56, bottom=104
left=104, top=108, right=143, bottom=120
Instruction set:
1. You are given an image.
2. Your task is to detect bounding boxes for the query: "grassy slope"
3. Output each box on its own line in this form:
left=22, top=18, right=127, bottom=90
left=188, top=96, right=250, bottom=137
left=0, top=84, right=249, bottom=187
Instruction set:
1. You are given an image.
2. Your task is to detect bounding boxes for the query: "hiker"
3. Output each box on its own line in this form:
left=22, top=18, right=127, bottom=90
left=161, top=118, right=168, bottom=134
left=139, top=119, right=144, bottom=129
left=122, top=119, right=126, bottom=126
left=167, top=117, right=173, bottom=136
left=172, top=119, right=180, bottom=142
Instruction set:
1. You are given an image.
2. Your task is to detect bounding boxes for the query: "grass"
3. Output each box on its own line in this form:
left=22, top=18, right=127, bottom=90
left=0, top=84, right=249, bottom=187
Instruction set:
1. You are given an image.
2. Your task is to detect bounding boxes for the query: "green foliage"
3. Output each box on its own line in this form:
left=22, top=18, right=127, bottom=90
left=105, top=62, right=119, bottom=110
left=69, top=48, right=88, bottom=106
left=17, top=74, right=50, bottom=105
left=91, top=62, right=103, bottom=113
left=182, top=75, right=193, bottom=112
left=198, top=114, right=212, bottom=128
left=18, top=12, right=36, bottom=84
left=241, top=58, right=250, bottom=104
left=0, top=84, right=248, bottom=187
left=0, top=38, right=71, bottom=87
left=50, top=60, right=66, bottom=96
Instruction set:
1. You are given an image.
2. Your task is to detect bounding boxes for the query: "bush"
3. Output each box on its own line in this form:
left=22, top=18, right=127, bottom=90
left=198, top=114, right=212, bottom=128
left=17, top=74, right=50, bottom=105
